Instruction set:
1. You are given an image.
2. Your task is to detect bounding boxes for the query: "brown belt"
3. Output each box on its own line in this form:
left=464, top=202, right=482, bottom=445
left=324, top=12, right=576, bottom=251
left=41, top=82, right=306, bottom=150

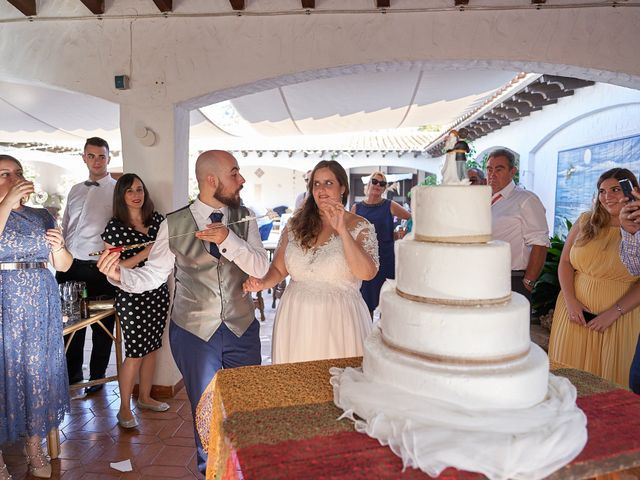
left=0, top=262, right=48, bottom=270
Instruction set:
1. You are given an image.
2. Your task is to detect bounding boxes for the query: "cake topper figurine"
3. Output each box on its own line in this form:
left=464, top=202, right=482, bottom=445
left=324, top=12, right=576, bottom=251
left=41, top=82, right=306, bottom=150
left=441, top=128, right=471, bottom=185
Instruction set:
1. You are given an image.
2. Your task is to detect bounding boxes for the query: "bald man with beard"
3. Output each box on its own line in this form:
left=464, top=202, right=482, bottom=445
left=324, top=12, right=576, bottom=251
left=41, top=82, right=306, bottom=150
left=98, top=150, right=269, bottom=474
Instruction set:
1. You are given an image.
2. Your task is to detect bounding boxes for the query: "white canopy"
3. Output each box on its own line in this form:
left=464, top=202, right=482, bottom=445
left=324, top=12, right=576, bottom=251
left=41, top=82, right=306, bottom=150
left=1, top=69, right=520, bottom=169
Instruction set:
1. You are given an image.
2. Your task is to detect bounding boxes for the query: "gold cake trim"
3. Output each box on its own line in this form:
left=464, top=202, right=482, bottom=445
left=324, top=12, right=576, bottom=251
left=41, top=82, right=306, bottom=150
left=414, top=233, right=492, bottom=244
left=380, top=332, right=531, bottom=366
left=396, top=287, right=511, bottom=306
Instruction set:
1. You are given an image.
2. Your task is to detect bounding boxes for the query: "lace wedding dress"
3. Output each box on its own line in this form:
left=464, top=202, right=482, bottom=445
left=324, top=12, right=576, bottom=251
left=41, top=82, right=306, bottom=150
left=272, top=221, right=379, bottom=364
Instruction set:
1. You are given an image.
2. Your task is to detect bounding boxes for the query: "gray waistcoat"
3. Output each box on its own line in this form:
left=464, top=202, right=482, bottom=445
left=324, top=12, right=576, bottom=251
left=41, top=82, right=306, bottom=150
left=167, top=205, right=254, bottom=341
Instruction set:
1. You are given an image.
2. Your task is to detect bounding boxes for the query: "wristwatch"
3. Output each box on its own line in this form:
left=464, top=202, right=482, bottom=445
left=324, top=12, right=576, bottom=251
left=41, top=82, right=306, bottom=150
left=522, top=278, right=535, bottom=288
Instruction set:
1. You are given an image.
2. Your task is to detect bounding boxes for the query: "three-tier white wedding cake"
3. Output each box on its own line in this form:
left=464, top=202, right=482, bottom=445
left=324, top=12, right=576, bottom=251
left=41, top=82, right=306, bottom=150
left=362, top=184, right=549, bottom=410
left=331, top=181, right=587, bottom=480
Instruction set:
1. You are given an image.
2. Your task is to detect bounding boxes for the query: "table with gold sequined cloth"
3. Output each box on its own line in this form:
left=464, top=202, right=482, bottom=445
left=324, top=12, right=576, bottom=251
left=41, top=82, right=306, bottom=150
left=196, top=358, right=640, bottom=480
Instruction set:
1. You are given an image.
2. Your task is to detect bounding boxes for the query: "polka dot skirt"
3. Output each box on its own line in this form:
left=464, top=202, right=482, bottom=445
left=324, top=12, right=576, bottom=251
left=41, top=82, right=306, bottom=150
left=102, top=212, right=170, bottom=358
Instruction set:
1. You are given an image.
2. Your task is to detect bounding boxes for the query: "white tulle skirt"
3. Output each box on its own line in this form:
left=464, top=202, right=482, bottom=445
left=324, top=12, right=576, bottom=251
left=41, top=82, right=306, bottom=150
left=330, top=367, right=588, bottom=480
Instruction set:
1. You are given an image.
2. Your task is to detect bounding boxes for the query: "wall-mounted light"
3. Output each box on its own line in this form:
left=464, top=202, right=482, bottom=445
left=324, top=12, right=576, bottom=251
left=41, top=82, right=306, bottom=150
left=135, top=124, right=156, bottom=147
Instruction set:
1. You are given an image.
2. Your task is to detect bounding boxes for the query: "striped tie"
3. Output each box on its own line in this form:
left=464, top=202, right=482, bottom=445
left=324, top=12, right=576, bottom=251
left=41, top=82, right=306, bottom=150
left=209, top=211, right=224, bottom=258
left=491, top=194, right=503, bottom=206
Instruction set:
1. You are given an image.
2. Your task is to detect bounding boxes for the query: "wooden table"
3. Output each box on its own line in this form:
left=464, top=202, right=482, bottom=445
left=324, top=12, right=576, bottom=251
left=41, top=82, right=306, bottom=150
left=47, top=301, right=121, bottom=459
left=196, top=358, right=640, bottom=480
left=63, top=301, right=122, bottom=391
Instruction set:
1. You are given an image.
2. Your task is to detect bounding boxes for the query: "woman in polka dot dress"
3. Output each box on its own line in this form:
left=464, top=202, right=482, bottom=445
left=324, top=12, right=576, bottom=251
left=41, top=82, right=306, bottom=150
left=101, top=173, right=170, bottom=429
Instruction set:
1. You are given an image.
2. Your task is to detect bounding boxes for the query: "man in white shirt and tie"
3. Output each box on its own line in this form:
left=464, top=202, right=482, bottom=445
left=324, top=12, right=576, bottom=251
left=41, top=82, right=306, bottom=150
left=97, top=150, right=269, bottom=475
left=57, top=137, right=117, bottom=395
left=486, top=149, right=549, bottom=302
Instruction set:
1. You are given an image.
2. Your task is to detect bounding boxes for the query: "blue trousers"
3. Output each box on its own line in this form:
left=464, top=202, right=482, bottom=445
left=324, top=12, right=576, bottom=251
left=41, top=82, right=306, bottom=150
left=169, top=319, right=261, bottom=475
left=630, top=334, right=640, bottom=394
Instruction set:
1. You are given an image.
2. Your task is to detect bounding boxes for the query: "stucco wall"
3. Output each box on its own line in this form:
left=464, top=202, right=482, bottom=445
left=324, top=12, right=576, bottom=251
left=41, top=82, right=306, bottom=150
left=1, top=5, right=639, bottom=109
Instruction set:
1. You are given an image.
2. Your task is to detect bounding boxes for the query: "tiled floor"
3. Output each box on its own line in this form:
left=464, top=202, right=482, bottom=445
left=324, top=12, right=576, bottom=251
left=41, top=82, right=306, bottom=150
left=3, top=384, right=201, bottom=479
left=2, top=294, right=277, bottom=480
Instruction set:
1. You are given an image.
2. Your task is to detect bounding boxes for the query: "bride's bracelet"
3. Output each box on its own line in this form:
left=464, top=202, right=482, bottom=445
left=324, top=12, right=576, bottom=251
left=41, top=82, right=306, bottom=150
left=615, top=303, right=625, bottom=317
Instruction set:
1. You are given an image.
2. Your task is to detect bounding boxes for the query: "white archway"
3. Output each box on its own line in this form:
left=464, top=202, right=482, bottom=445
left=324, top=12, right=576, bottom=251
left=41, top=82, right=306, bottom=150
left=2, top=5, right=640, bottom=106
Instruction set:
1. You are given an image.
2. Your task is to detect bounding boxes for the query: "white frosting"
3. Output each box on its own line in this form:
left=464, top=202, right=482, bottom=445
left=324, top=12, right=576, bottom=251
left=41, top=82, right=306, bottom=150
left=359, top=184, right=551, bottom=413
left=396, top=239, right=511, bottom=303
left=411, top=185, right=492, bottom=242
left=380, top=281, right=531, bottom=360
left=363, top=326, right=550, bottom=410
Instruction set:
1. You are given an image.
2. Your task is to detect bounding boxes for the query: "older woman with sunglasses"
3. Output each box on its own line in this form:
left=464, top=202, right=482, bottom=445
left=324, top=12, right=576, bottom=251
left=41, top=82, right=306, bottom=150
left=351, top=171, right=411, bottom=317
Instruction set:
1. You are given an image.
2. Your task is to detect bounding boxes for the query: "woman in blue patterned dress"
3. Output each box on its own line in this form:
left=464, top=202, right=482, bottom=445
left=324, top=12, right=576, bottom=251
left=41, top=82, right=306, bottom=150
left=0, top=155, right=73, bottom=479
left=351, top=171, right=411, bottom=317
left=101, top=174, right=170, bottom=429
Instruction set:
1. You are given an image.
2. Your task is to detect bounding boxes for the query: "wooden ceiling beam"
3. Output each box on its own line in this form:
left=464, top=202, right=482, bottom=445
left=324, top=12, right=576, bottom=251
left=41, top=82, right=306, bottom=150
left=502, top=99, right=536, bottom=116
left=467, top=125, right=486, bottom=137
left=493, top=107, right=520, bottom=121
left=229, top=0, right=245, bottom=10
left=540, top=75, right=595, bottom=91
left=526, top=83, right=573, bottom=101
left=7, top=0, right=36, bottom=16
left=301, top=0, right=315, bottom=8
left=152, top=0, right=173, bottom=12
left=79, top=0, right=105, bottom=15
left=513, top=91, right=555, bottom=108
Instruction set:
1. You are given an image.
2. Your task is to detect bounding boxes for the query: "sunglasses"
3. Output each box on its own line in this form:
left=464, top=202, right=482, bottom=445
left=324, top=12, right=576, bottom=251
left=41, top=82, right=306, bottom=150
left=370, top=178, right=388, bottom=188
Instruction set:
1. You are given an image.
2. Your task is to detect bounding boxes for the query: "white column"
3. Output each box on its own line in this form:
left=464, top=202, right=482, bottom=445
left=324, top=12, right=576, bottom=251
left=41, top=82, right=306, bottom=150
left=119, top=104, right=189, bottom=212
left=119, top=103, right=190, bottom=390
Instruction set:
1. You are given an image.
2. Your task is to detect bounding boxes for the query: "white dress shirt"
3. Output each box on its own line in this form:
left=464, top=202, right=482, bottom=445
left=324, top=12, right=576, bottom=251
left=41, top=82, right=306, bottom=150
left=117, top=198, right=269, bottom=293
left=491, top=180, right=550, bottom=271
left=61, top=175, right=117, bottom=260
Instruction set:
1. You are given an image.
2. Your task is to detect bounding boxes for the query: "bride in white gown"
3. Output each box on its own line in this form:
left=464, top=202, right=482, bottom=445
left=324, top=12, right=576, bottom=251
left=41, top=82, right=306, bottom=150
left=244, top=160, right=379, bottom=364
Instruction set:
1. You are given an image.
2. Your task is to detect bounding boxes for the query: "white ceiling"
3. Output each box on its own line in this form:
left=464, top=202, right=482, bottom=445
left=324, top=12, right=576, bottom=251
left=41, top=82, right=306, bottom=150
left=0, top=68, right=520, bottom=167
left=0, top=80, right=119, bottom=145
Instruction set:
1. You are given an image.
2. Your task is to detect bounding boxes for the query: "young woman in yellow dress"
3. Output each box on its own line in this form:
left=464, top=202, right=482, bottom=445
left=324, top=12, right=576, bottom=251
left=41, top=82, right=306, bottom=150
left=549, top=168, right=640, bottom=387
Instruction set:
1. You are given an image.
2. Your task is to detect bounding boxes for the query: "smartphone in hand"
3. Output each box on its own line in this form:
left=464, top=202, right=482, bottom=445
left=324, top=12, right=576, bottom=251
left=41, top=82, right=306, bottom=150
left=583, top=310, right=597, bottom=322
left=619, top=178, right=635, bottom=202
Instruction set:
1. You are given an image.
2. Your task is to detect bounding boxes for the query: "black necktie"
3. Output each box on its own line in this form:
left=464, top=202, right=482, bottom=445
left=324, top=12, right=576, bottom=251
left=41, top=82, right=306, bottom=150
left=84, top=180, right=99, bottom=187
left=209, top=211, right=224, bottom=258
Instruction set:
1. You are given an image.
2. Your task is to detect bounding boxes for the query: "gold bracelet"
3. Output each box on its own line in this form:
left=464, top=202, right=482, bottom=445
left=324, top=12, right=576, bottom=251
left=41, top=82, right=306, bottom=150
left=52, top=245, right=65, bottom=253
